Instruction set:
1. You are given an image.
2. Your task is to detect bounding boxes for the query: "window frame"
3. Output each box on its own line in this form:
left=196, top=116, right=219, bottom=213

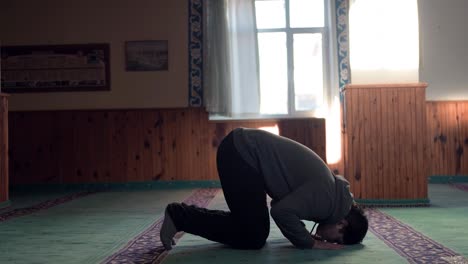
left=255, top=0, right=331, bottom=118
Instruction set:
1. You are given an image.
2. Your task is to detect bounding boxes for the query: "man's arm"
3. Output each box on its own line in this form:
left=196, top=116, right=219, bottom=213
left=270, top=182, right=330, bottom=249
left=270, top=202, right=315, bottom=248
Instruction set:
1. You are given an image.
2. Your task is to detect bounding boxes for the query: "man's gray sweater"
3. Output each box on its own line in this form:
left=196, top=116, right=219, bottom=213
left=232, top=128, right=353, bottom=249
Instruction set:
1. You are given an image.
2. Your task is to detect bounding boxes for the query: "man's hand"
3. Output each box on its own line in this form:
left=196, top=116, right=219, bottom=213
left=312, top=240, right=345, bottom=250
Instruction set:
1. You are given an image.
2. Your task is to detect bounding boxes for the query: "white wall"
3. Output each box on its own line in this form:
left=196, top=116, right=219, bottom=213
left=419, top=0, right=468, bottom=100
left=0, top=0, right=188, bottom=110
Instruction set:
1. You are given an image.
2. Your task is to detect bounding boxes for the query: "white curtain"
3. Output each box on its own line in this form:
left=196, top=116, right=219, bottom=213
left=204, top=0, right=260, bottom=117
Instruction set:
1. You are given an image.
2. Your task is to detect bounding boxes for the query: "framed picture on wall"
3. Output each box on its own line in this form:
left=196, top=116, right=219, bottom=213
left=0, top=43, right=111, bottom=93
left=125, top=40, right=168, bottom=71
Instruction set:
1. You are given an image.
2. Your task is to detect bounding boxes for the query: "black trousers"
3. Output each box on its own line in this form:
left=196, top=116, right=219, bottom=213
left=167, top=131, right=270, bottom=249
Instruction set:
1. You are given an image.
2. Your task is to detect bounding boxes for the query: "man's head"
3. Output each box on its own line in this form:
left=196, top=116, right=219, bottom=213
left=315, top=204, right=368, bottom=245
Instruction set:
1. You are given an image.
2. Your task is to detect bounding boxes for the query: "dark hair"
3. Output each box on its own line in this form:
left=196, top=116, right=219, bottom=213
left=342, top=204, right=368, bottom=245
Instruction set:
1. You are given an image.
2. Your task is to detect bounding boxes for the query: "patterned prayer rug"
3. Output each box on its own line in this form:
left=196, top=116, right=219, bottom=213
left=367, top=208, right=467, bottom=263
left=451, top=183, right=468, bottom=192
left=0, top=191, right=97, bottom=222
left=102, top=188, right=220, bottom=264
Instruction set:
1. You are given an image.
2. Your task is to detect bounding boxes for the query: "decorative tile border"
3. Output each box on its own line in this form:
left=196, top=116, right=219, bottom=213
left=188, top=0, right=203, bottom=107
left=0, top=191, right=97, bottom=222
left=103, top=188, right=220, bottom=264
left=367, top=208, right=465, bottom=263
left=336, top=0, right=350, bottom=100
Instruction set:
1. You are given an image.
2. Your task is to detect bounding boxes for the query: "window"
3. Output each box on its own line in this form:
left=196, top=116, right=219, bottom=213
left=254, top=0, right=329, bottom=116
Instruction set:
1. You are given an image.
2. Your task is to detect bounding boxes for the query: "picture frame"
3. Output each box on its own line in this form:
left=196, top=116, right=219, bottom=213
left=125, top=40, right=168, bottom=71
left=0, top=43, right=110, bottom=93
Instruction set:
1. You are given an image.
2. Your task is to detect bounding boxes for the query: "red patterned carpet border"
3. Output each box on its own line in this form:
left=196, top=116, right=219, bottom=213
left=0, top=191, right=98, bottom=222
left=102, top=188, right=220, bottom=264
left=367, top=208, right=465, bottom=264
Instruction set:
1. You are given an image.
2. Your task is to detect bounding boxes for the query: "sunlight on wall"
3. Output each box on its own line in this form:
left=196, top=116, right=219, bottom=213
left=325, top=96, right=342, bottom=164
left=259, top=125, right=280, bottom=135
left=349, top=0, right=419, bottom=84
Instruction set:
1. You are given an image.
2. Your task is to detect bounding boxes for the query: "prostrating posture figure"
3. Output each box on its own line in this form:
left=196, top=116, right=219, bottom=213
left=160, top=128, right=368, bottom=250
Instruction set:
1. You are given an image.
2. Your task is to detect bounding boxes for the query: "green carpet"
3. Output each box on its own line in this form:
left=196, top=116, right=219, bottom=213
left=0, top=189, right=195, bottom=264
left=2, top=184, right=467, bottom=264
left=381, top=184, right=468, bottom=257
left=162, top=191, right=407, bottom=264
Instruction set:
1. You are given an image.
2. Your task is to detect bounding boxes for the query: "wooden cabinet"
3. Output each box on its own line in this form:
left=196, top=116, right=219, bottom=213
left=343, top=83, right=428, bottom=201
left=0, top=94, right=8, bottom=206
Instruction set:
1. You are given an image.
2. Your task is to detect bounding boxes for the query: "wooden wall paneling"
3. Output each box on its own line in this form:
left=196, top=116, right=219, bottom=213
left=208, top=122, right=228, bottom=180
left=127, top=111, right=144, bottom=181
left=443, top=103, right=452, bottom=175
left=75, top=112, right=94, bottom=183
left=361, top=89, right=372, bottom=199
left=49, top=112, right=61, bottom=183
left=350, top=88, right=361, bottom=198
left=89, top=111, right=111, bottom=182
left=42, top=112, right=60, bottom=184
left=368, top=88, right=381, bottom=199
left=372, top=89, right=382, bottom=198
left=381, top=89, right=391, bottom=199
left=278, top=119, right=326, bottom=161
left=426, top=101, right=468, bottom=177
left=8, top=108, right=327, bottom=184
left=347, top=88, right=360, bottom=198
left=205, top=121, right=218, bottom=180
left=9, top=113, right=29, bottom=184
left=398, top=89, right=407, bottom=198
left=427, top=102, right=441, bottom=175
left=343, top=90, right=354, bottom=196
left=447, top=103, right=458, bottom=175
left=414, top=88, right=424, bottom=198
left=55, top=112, right=75, bottom=184
left=405, top=88, right=415, bottom=198
left=110, top=111, right=132, bottom=182
left=408, top=88, right=417, bottom=198
left=395, top=89, right=402, bottom=199
left=357, top=88, right=366, bottom=199
left=399, top=88, right=411, bottom=198
left=367, top=89, right=376, bottom=197
left=453, top=102, right=464, bottom=174
left=161, top=110, right=178, bottom=180
left=437, top=103, right=447, bottom=175
left=10, top=112, right=55, bottom=184
left=392, top=88, right=402, bottom=198
left=344, top=84, right=427, bottom=200
left=438, top=103, right=448, bottom=175
left=192, top=109, right=214, bottom=180
left=139, top=110, right=155, bottom=181
left=399, top=88, right=408, bottom=198
left=459, top=103, right=468, bottom=174
left=369, top=88, right=379, bottom=198
left=415, top=88, right=427, bottom=198
left=425, top=102, right=434, bottom=175
left=176, top=109, right=195, bottom=181
left=143, top=110, right=163, bottom=181
left=86, top=111, right=108, bottom=182
left=0, top=95, right=8, bottom=203
left=315, top=119, right=327, bottom=163
left=174, top=109, right=189, bottom=180
left=340, top=100, right=348, bottom=178
left=8, top=113, right=20, bottom=184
